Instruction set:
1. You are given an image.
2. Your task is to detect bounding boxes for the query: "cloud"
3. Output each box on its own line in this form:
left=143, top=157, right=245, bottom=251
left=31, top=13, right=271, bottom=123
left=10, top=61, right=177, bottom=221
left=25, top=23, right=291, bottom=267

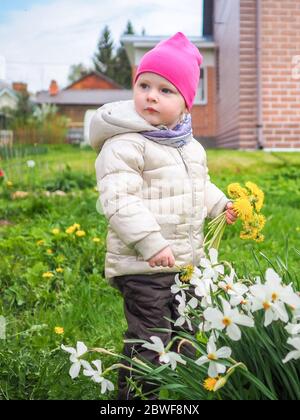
left=0, top=0, right=203, bottom=93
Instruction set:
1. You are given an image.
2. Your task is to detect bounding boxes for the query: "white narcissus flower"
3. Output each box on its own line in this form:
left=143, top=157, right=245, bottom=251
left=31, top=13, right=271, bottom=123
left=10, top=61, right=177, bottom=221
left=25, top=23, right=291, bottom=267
left=282, top=336, right=300, bottom=363
left=27, top=160, right=36, bottom=168
left=141, top=336, right=186, bottom=370
left=285, top=323, right=300, bottom=336
left=218, top=268, right=236, bottom=290
left=171, top=275, right=190, bottom=295
left=229, top=293, right=251, bottom=308
left=203, top=297, right=254, bottom=341
left=195, top=337, right=232, bottom=378
left=249, top=283, right=287, bottom=326
left=190, top=277, right=217, bottom=308
left=198, top=319, right=213, bottom=333
left=174, top=295, right=198, bottom=331
left=291, top=307, right=300, bottom=324
left=249, top=268, right=300, bottom=327
left=83, top=360, right=114, bottom=394
left=218, top=269, right=249, bottom=307
left=265, top=268, right=300, bottom=308
left=200, top=248, right=224, bottom=282
left=190, top=266, right=203, bottom=282
left=286, top=307, right=300, bottom=335
left=61, top=341, right=88, bottom=379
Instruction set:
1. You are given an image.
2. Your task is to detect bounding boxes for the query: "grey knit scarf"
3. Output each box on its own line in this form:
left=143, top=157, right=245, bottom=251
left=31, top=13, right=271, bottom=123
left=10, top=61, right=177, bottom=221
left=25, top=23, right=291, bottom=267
left=140, top=114, right=192, bottom=148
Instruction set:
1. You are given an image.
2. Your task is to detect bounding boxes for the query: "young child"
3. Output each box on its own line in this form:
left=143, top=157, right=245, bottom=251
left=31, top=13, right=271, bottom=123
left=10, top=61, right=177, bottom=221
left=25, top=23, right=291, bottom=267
left=90, top=32, right=237, bottom=399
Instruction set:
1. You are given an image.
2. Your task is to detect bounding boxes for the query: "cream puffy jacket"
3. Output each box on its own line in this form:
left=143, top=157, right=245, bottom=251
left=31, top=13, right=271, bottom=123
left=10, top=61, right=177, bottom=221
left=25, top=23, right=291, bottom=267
left=90, top=100, right=230, bottom=283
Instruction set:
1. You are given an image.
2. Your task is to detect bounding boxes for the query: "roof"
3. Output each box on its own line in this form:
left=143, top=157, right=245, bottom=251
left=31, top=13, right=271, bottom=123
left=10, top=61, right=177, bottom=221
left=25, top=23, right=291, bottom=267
left=0, top=80, right=12, bottom=91
left=121, top=34, right=215, bottom=48
left=34, top=89, right=133, bottom=105
left=0, top=87, right=17, bottom=99
left=63, top=71, right=124, bottom=90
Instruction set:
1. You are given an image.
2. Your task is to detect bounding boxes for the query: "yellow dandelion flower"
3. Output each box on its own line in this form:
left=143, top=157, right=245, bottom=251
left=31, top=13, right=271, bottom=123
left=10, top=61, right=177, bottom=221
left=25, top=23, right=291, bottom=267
left=179, top=264, right=194, bottom=283
left=56, top=267, right=64, bottom=273
left=6, top=181, right=13, bottom=188
left=242, top=214, right=265, bottom=233
left=51, top=228, right=60, bottom=235
left=233, top=198, right=253, bottom=221
left=54, top=326, right=64, bottom=335
left=296, top=227, right=300, bottom=232
left=76, top=230, right=86, bottom=237
left=252, top=232, right=265, bottom=243
left=66, top=226, right=76, bottom=234
left=36, top=240, right=45, bottom=246
left=92, top=237, right=101, bottom=243
left=205, top=181, right=266, bottom=248
left=240, top=230, right=254, bottom=240
left=65, top=223, right=81, bottom=234
left=252, top=213, right=266, bottom=230
left=46, top=249, right=53, bottom=254
left=203, top=377, right=219, bottom=392
left=227, top=183, right=248, bottom=199
left=42, top=272, right=54, bottom=279
left=245, top=182, right=264, bottom=212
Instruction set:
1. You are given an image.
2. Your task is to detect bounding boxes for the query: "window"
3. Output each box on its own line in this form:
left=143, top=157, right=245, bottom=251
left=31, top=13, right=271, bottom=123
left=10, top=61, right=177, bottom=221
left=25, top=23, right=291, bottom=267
left=194, top=67, right=207, bottom=105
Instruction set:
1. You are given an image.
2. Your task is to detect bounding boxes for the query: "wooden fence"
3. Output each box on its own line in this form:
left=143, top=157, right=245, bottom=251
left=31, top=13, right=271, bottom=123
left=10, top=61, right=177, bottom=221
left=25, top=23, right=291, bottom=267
left=0, top=130, right=13, bottom=148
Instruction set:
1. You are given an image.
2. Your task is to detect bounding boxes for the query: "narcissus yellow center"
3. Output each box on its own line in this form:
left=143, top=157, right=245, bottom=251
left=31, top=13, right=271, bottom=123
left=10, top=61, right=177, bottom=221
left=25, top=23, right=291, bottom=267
left=222, top=317, right=232, bottom=326
left=263, top=301, right=271, bottom=310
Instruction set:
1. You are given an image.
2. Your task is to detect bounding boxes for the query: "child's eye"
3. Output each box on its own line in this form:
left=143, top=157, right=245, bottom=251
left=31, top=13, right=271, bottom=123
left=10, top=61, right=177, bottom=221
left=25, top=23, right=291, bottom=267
left=140, top=83, right=148, bottom=89
left=161, top=88, right=172, bottom=94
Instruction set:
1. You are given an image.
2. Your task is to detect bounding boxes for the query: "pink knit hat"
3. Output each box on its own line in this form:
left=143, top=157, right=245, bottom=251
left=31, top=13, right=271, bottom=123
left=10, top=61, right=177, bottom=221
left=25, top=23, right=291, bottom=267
left=134, top=32, right=203, bottom=111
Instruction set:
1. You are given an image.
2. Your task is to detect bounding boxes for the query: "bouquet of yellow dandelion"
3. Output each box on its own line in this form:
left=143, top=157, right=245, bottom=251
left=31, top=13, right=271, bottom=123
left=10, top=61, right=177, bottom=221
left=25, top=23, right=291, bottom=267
left=204, top=182, right=266, bottom=250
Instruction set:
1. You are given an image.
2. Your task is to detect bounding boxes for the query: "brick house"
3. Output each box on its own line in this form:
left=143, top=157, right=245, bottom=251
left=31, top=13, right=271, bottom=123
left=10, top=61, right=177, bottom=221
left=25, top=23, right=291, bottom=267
left=122, top=0, right=300, bottom=150
left=35, top=72, right=132, bottom=143
left=0, top=81, right=28, bottom=129
left=214, top=0, right=300, bottom=150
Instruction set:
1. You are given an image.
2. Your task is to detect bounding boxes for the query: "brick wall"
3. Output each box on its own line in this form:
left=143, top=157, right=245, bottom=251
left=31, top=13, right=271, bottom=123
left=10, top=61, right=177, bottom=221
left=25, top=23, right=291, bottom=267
left=214, top=0, right=241, bottom=148
left=216, top=0, right=300, bottom=149
left=260, top=0, right=300, bottom=149
left=192, top=66, right=217, bottom=139
left=239, top=0, right=258, bottom=149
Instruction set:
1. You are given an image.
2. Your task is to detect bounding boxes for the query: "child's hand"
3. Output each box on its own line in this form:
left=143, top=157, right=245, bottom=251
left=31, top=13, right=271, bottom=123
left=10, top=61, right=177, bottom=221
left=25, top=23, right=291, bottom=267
left=147, top=246, right=175, bottom=268
left=225, top=202, right=238, bottom=224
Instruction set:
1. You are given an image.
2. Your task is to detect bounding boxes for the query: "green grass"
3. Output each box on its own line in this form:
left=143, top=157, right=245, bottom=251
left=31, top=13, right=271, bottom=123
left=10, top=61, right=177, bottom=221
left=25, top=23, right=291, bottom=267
left=0, top=144, right=299, bottom=400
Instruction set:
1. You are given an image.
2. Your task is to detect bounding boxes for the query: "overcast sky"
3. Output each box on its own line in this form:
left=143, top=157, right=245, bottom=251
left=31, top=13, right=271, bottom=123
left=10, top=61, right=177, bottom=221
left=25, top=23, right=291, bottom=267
left=0, top=0, right=203, bottom=93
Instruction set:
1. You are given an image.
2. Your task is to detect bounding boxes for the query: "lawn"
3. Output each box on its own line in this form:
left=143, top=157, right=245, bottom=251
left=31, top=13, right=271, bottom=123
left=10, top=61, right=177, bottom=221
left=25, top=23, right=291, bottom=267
left=0, top=144, right=299, bottom=400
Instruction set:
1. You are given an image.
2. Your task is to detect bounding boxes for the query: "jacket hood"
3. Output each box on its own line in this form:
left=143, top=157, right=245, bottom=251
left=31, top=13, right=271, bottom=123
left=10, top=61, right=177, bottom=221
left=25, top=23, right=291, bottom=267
left=89, top=100, right=158, bottom=153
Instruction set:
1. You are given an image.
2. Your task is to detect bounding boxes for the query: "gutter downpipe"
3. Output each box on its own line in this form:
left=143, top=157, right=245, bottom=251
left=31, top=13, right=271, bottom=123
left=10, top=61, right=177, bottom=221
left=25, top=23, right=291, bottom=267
left=256, top=0, right=264, bottom=149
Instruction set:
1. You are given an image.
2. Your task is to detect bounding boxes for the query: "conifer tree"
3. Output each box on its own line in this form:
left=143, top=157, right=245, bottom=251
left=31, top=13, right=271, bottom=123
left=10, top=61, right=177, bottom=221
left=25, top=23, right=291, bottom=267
left=93, top=25, right=115, bottom=80
left=112, top=21, right=135, bottom=88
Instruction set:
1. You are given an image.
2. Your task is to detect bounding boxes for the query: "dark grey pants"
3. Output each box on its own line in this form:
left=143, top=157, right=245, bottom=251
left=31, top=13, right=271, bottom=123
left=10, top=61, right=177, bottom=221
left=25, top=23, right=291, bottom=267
left=114, top=272, right=196, bottom=400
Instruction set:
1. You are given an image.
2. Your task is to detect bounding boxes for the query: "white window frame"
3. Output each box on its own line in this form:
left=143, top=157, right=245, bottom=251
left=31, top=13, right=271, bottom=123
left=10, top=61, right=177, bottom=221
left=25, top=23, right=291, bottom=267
left=194, top=67, right=207, bottom=105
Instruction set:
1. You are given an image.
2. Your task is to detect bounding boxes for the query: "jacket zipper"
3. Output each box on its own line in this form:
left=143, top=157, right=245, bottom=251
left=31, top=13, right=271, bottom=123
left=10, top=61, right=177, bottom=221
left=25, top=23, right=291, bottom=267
left=177, top=146, right=196, bottom=266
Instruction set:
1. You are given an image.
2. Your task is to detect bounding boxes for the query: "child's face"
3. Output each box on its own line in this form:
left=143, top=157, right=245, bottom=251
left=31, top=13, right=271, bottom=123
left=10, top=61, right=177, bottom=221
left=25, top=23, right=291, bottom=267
left=133, top=72, right=187, bottom=129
